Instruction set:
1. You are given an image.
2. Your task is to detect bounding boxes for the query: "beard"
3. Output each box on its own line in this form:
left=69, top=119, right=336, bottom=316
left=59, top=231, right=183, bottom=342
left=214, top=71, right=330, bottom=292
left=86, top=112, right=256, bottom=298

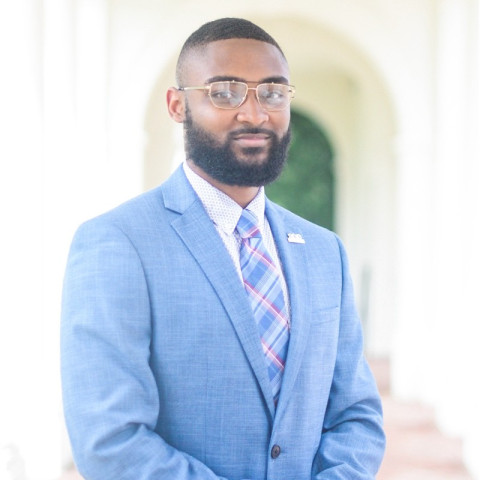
left=183, top=107, right=291, bottom=187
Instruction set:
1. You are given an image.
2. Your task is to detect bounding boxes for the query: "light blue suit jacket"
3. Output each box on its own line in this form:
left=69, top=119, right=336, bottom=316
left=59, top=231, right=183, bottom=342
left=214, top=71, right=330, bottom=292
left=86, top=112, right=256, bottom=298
left=61, top=166, right=385, bottom=480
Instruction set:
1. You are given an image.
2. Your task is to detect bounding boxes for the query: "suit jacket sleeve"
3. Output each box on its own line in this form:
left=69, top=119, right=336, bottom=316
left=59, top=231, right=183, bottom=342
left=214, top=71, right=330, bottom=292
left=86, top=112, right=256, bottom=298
left=311, top=235, right=385, bottom=479
left=60, top=219, right=235, bottom=480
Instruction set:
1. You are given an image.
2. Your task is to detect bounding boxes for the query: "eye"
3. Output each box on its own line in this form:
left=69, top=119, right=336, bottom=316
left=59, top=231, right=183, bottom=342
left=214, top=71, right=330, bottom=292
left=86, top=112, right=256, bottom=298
left=264, top=89, right=285, bottom=100
left=208, top=82, right=247, bottom=107
left=211, top=89, right=236, bottom=100
left=258, top=84, right=288, bottom=106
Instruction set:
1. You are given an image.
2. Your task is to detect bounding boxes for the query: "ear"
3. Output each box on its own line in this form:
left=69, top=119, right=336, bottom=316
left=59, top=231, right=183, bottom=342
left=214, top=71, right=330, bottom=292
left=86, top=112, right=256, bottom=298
left=166, top=87, right=186, bottom=123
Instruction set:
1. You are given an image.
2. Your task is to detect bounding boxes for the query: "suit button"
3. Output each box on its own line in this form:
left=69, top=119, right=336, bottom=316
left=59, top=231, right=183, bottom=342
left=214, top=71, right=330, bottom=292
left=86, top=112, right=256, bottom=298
left=271, top=444, right=281, bottom=459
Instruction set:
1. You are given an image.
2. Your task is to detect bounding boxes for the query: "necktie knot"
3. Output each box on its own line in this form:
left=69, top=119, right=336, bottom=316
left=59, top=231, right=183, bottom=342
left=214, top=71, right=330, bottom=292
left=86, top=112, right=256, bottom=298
left=236, top=209, right=261, bottom=239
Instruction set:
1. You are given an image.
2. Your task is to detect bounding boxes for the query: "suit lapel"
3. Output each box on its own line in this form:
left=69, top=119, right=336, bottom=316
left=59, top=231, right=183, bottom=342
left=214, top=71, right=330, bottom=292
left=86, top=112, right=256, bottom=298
left=265, top=201, right=312, bottom=417
left=162, top=168, right=276, bottom=419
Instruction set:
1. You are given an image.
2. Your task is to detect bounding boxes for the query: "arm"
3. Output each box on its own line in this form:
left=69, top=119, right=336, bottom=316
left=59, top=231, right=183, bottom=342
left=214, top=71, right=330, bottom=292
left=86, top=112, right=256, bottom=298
left=61, top=219, right=229, bottom=480
left=312, top=236, right=386, bottom=479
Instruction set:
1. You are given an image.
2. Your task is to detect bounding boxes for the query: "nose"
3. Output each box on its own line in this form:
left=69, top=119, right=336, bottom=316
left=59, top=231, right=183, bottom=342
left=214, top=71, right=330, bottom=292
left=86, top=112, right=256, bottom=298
left=236, top=89, right=269, bottom=125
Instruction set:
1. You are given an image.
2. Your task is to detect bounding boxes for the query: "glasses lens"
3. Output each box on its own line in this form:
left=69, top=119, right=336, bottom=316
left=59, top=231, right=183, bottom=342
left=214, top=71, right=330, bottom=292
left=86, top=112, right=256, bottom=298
left=209, top=82, right=247, bottom=109
left=257, top=84, right=292, bottom=111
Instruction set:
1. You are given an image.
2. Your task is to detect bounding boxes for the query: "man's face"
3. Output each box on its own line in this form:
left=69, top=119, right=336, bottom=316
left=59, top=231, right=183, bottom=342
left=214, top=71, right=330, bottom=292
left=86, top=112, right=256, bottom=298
left=179, top=38, right=292, bottom=187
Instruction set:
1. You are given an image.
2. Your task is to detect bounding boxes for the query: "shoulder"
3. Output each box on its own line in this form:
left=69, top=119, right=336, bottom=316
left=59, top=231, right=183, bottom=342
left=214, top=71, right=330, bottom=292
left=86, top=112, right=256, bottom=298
left=265, top=199, right=352, bottom=269
left=77, top=186, right=165, bottom=235
left=76, top=166, right=194, bottom=235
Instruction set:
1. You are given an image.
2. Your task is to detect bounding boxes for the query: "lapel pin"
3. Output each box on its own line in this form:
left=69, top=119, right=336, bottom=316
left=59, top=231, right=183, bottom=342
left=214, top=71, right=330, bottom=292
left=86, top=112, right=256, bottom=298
left=287, top=233, right=305, bottom=244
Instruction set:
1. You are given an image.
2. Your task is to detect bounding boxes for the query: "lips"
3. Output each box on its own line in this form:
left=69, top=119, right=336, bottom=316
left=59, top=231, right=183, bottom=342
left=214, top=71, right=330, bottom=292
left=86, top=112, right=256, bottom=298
left=231, top=130, right=273, bottom=148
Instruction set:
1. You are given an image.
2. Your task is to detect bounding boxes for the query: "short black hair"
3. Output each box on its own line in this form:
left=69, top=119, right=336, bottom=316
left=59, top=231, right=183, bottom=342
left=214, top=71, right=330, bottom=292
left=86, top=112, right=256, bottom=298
left=176, top=18, right=285, bottom=84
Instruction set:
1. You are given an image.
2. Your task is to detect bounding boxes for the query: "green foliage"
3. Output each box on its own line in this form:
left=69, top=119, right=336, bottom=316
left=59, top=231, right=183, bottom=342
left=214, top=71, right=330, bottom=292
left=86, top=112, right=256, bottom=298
left=266, top=109, right=335, bottom=230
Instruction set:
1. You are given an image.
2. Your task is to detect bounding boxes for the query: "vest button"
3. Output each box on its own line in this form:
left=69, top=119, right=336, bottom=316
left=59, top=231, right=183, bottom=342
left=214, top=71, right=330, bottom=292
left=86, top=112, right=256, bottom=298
left=271, top=444, right=281, bottom=459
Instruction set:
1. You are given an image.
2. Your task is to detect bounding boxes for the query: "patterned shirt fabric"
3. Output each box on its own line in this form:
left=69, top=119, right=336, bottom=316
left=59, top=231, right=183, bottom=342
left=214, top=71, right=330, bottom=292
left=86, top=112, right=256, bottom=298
left=182, top=162, right=291, bottom=317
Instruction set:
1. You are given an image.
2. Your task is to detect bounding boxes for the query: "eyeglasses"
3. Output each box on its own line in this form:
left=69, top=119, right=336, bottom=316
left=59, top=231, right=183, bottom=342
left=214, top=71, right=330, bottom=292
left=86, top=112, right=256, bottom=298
left=178, top=81, right=295, bottom=111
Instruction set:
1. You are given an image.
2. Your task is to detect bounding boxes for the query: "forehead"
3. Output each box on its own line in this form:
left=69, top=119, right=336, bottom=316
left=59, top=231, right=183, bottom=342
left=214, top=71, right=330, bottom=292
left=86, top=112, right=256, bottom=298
left=181, top=38, right=290, bottom=84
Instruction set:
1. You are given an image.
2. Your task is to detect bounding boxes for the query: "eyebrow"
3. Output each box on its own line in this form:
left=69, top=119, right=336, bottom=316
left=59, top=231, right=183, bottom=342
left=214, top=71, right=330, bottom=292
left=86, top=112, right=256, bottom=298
left=205, top=75, right=290, bottom=85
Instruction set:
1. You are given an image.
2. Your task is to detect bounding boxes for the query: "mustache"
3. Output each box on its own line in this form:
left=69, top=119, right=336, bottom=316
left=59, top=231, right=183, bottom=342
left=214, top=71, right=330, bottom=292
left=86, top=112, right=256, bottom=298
left=228, top=127, right=276, bottom=138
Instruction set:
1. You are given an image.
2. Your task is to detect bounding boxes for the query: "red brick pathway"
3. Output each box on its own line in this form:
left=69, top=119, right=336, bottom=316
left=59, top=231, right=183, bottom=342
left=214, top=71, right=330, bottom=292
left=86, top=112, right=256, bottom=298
left=59, top=358, right=474, bottom=479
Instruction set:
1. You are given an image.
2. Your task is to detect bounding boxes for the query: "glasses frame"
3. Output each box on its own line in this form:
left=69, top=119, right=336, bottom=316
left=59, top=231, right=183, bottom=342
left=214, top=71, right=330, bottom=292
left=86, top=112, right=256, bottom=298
left=178, top=81, right=295, bottom=111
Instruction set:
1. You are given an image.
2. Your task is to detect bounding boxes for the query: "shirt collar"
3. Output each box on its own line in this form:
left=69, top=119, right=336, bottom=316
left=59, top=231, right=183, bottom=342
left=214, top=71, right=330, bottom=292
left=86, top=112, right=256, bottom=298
left=183, top=162, right=266, bottom=235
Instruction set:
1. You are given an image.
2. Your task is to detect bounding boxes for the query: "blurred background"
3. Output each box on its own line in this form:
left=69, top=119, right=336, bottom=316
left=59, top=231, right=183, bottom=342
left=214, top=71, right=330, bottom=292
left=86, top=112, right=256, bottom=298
left=0, top=1, right=479, bottom=479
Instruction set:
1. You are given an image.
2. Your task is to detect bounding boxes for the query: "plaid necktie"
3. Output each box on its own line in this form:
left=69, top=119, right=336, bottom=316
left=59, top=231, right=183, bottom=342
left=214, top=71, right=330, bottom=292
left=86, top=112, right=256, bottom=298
left=236, top=209, right=290, bottom=404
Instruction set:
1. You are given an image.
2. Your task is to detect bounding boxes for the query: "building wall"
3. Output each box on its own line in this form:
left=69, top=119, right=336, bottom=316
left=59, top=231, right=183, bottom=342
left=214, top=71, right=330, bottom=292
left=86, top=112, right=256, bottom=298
left=1, top=0, right=479, bottom=478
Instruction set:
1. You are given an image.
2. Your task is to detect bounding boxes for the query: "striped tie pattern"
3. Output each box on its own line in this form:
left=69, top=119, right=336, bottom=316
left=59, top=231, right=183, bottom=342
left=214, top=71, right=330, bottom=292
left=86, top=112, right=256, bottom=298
left=236, top=209, right=290, bottom=404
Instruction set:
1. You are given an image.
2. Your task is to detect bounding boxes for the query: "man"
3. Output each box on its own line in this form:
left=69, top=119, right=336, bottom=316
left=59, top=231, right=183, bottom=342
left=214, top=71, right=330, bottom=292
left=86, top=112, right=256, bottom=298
left=61, top=18, right=385, bottom=480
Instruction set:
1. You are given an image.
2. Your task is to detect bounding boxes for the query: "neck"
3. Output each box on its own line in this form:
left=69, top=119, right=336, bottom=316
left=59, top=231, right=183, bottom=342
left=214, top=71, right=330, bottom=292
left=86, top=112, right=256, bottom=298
left=186, top=160, right=260, bottom=208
